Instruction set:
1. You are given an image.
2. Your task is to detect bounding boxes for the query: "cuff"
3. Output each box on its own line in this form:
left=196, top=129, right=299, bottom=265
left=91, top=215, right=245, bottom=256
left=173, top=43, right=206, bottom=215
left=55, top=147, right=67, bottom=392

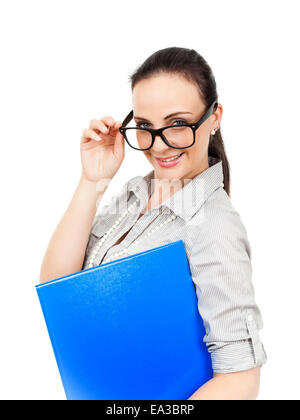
left=208, top=338, right=267, bottom=374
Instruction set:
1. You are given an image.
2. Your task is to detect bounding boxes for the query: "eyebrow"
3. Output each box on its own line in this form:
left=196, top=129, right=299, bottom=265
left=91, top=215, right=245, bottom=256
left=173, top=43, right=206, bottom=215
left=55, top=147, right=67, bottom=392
left=133, top=111, right=193, bottom=121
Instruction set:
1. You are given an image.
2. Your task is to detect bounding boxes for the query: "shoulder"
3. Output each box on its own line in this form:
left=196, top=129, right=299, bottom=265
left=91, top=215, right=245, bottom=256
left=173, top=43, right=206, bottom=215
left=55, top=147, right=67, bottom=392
left=188, top=187, right=252, bottom=260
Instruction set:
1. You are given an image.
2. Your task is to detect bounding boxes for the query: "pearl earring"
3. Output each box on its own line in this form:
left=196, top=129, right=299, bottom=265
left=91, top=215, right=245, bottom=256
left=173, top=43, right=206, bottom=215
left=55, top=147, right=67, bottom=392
left=211, top=127, right=219, bottom=136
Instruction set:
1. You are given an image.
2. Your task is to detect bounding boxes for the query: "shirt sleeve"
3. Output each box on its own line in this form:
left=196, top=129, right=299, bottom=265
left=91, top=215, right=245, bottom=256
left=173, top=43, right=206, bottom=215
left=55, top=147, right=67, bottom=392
left=188, top=206, right=267, bottom=374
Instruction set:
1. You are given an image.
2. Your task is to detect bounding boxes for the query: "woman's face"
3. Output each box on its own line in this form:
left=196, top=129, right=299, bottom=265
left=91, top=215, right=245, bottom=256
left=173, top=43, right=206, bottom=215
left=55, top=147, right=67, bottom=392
left=132, top=73, right=222, bottom=183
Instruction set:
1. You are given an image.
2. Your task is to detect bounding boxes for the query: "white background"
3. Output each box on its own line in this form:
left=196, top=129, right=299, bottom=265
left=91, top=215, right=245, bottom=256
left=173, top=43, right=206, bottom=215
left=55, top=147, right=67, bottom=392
left=0, top=0, right=299, bottom=400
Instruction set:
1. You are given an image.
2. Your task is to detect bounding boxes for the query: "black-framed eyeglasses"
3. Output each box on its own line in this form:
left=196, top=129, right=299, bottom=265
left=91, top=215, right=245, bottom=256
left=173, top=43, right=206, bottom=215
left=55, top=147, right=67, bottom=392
left=119, top=99, right=218, bottom=151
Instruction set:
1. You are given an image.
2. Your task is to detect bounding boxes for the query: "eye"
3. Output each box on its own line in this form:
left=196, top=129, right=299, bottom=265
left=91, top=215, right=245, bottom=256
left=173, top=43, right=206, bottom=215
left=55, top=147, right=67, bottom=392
left=172, top=119, right=187, bottom=126
left=135, top=122, right=149, bottom=128
left=135, top=119, right=187, bottom=128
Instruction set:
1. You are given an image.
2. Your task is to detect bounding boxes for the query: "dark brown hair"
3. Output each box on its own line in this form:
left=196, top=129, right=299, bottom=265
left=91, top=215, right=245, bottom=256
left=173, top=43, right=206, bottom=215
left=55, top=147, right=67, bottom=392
left=128, top=47, right=231, bottom=197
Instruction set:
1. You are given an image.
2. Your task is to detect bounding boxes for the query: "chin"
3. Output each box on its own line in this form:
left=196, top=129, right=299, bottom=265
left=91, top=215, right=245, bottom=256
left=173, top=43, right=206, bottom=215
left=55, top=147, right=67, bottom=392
left=155, top=166, right=187, bottom=183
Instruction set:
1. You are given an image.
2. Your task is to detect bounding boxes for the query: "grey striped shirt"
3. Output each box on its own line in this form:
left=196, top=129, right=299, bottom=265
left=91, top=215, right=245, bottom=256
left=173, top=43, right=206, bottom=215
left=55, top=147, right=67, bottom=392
left=82, top=156, right=267, bottom=374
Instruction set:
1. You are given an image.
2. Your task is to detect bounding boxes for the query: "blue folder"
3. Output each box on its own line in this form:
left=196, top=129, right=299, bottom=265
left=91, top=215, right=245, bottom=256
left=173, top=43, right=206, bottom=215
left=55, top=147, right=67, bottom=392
left=36, top=240, right=213, bottom=400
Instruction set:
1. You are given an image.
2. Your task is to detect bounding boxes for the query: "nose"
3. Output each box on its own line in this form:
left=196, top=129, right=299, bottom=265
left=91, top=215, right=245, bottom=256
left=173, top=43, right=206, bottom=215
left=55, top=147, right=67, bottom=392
left=151, top=134, right=171, bottom=154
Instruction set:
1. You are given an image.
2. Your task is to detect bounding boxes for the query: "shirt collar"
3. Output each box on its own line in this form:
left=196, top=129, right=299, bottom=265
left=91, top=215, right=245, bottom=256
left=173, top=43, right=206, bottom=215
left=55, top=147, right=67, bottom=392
left=127, top=156, right=224, bottom=222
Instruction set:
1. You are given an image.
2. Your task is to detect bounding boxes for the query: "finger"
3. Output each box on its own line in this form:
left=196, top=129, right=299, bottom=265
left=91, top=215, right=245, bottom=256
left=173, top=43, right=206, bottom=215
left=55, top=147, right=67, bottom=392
left=108, top=121, right=123, bottom=134
left=89, top=119, right=111, bottom=135
left=91, top=119, right=123, bottom=137
left=81, top=128, right=102, bottom=142
left=114, top=128, right=125, bottom=160
left=100, top=116, right=116, bottom=128
left=91, top=116, right=116, bottom=134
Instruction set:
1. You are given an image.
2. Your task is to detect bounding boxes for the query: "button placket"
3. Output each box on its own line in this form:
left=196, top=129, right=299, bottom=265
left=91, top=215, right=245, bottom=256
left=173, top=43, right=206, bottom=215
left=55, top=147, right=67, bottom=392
left=102, top=209, right=177, bottom=264
left=100, top=204, right=154, bottom=264
left=115, top=208, right=158, bottom=250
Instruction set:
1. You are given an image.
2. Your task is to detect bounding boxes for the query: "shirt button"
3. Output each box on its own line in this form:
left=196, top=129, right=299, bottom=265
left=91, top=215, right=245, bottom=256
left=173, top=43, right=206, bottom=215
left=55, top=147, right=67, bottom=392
left=247, top=314, right=254, bottom=322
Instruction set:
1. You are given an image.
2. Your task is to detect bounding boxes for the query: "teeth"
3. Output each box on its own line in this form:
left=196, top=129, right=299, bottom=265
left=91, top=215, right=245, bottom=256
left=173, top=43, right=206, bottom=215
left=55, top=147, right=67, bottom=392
left=158, top=153, right=182, bottom=162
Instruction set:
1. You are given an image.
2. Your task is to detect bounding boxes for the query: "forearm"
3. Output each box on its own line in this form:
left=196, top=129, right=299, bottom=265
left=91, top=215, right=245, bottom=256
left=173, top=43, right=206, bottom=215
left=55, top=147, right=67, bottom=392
left=187, top=367, right=260, bottom=400
left=39, top=173, right=111, bottom=283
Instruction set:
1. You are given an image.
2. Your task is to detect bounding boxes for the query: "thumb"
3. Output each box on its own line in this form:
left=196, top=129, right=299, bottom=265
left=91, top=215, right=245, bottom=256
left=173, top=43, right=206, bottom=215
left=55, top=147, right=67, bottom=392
left=113, top=129, right=125, bottom=161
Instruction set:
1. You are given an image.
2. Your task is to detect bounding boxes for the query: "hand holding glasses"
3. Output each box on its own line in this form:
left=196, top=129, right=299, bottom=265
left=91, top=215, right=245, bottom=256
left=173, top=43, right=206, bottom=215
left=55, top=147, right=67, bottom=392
left=119, top=100, right=218, bottom=151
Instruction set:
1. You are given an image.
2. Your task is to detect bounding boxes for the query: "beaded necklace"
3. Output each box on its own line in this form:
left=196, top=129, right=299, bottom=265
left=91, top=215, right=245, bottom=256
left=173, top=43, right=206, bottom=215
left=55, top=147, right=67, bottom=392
left=87, top=198, right=177, bottom=268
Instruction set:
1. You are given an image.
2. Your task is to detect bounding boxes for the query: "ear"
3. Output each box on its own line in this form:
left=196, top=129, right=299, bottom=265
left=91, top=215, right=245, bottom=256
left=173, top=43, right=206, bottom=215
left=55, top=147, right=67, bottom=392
left=213, top=103, right=223, bottom=127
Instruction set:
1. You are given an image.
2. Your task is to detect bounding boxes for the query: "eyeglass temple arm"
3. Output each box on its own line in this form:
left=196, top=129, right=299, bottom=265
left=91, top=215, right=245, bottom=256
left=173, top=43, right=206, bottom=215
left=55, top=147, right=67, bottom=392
left=194, top=100, right=218, bottom=127
left=122, top=110, right=134, bottom=127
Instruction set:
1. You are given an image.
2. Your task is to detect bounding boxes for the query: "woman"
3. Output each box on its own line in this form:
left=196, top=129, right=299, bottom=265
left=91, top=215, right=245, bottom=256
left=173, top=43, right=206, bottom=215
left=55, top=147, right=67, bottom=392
left=39, top=47, right=267, bottom=400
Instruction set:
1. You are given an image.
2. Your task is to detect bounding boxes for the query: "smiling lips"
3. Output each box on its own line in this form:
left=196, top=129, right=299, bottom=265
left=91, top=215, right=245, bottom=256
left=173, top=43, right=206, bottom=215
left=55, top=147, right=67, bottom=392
left=155, top=153, right=183, bottom=160
left=154, top=152, right=184, bottom=167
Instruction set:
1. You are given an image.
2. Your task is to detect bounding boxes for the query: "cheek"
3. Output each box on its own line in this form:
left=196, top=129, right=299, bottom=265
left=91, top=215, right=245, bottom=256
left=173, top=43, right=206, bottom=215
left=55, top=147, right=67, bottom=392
left=185, top=132, right=208, bottom=159
left=187, top=140, right=201, bottom=157
left=195, top=129, right=210, bottom=151
left=195, top=127, right=208, bottom=144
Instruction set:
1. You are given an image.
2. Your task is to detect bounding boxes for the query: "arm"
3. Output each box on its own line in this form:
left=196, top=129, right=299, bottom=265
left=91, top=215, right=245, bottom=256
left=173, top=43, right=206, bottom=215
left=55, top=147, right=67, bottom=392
left=188, top=366, right=261, bottom=400
left=187, top=204, right=267, bottom=400
left=39, top=173, right=110, bottom=284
